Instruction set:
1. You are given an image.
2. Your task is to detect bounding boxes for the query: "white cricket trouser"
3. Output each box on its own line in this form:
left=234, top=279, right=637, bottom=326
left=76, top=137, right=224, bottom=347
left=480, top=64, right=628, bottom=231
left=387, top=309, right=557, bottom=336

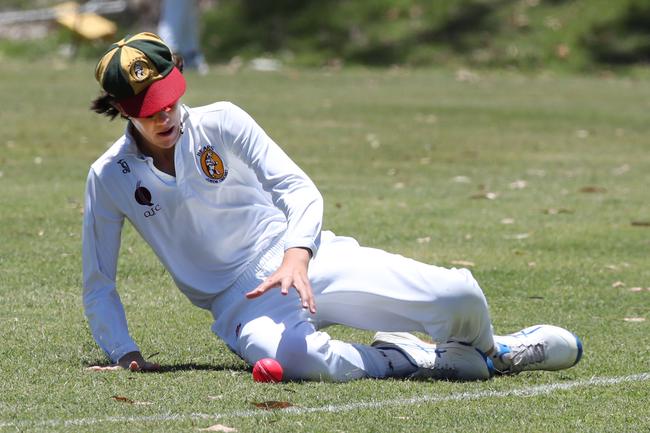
left=210, top=231, right=495, bottom=382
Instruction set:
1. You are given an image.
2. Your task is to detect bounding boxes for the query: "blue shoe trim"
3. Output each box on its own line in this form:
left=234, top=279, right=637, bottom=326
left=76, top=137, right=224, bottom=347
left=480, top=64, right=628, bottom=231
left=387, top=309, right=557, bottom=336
left=495, top=342, right=511, bottom=362
left=475, top=348, right=495, bottom=378
left=512, top=325, right=542, bottom=338
left=485, top=356, right=495, bottom=378
left=573, top=334, right=583, bottom=366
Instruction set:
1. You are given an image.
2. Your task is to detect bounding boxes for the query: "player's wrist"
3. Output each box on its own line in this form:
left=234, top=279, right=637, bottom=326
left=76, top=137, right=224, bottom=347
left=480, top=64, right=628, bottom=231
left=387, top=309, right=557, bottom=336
left=285, top=246, right=312, bottom=259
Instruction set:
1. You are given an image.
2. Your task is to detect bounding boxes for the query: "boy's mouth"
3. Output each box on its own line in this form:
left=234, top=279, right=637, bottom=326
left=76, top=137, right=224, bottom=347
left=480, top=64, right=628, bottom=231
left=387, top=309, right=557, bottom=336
left=158, top=126, right=175, bottom=137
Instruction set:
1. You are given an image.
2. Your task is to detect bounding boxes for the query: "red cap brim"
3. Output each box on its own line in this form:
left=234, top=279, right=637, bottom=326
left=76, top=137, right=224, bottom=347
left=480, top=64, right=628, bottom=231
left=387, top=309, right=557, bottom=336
left=118, top=67, right=186, bottom=118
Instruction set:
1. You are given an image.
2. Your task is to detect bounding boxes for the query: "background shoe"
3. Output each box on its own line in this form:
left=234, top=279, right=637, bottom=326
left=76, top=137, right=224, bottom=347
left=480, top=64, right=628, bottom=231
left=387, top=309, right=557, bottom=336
left=492, top=324, right=583, bottom=374
left=372, top=332, right=493, bottom=381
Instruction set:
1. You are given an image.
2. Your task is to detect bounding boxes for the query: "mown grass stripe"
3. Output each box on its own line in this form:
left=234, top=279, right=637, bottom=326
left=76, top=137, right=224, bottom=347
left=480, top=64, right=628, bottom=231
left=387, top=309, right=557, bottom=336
left=2, top=373, right=648, bottom=429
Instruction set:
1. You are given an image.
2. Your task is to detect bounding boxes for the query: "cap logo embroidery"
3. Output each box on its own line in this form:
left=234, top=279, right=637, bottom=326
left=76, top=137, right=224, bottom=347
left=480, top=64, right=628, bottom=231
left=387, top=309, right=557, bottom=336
left=131, top=60, right=150, bottom=82
left=197, top=145, right=228, bottom=184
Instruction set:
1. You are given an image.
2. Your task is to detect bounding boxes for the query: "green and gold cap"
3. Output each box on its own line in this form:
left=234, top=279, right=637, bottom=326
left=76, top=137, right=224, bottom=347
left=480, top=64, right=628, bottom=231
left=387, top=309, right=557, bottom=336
left=95, top=32, right=186, bottom=118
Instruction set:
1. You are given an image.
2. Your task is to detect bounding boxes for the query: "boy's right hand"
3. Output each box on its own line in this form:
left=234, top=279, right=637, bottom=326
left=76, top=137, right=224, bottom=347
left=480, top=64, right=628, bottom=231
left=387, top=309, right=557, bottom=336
left=86, top=351, right=160, bottom=372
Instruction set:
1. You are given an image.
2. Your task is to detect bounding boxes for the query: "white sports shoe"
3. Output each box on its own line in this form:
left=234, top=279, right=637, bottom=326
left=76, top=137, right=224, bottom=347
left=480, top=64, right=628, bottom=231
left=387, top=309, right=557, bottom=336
left=371, top=332, right=493, bottom=381
left=492, top=325, right=583, bottom=374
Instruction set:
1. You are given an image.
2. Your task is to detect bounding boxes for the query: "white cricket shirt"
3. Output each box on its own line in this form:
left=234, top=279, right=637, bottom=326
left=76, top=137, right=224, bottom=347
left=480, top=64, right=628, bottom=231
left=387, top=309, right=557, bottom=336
left=82, top=102, right=323, bottom=362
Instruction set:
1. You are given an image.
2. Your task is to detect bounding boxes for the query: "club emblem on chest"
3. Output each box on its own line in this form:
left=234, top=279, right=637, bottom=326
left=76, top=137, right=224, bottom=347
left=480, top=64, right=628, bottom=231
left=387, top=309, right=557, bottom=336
left=134, top=181, right=161, bottom=218
left=197, top=145, right=228, bottom=183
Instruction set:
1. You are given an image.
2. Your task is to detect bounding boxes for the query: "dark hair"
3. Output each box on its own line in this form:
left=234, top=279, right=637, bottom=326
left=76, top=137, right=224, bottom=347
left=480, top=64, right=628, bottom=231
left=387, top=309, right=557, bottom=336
left=90, top=92, right=123, bottom=120
left=90, top=53, right=185, bottom=120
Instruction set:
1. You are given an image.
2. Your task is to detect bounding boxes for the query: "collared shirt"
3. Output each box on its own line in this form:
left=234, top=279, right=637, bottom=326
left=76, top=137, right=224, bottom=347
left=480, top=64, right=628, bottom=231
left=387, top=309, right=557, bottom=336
left=82, top=102, right=323, bottom=362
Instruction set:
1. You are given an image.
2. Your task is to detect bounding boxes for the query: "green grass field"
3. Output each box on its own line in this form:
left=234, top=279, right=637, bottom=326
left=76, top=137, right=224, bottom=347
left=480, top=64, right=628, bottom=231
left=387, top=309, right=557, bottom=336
left=1, top=60, right=649, bottom=432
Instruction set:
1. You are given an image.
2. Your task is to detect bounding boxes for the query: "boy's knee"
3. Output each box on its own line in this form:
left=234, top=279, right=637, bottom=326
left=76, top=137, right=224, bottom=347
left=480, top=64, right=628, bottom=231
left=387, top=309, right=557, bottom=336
left=237, top=319, right=337, bottom=381
left=275, top=325, right=337, bottom=381
left=450, top=269, right=487, bottom=309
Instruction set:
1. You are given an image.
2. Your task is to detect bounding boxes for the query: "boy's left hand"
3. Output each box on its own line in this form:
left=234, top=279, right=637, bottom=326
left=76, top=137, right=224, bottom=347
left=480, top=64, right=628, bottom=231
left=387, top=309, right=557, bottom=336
left=245, top=247, right=316, bottom=314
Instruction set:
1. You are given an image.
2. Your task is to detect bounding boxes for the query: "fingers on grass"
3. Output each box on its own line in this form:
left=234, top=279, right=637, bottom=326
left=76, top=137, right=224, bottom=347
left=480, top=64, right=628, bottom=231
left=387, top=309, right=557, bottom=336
left=85, top=365, right=123, bottom=372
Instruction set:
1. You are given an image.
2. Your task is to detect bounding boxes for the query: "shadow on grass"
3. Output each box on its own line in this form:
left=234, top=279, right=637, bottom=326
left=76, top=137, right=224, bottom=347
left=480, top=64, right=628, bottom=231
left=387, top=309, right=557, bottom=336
left=83, top=360, right=250, bottom=374
left=155, top=363, right=250, bottom=373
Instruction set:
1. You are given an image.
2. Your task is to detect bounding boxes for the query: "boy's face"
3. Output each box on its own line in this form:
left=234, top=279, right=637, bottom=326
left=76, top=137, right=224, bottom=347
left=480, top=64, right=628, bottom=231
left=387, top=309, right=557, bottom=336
left=127, top=100, right=182, bottom=151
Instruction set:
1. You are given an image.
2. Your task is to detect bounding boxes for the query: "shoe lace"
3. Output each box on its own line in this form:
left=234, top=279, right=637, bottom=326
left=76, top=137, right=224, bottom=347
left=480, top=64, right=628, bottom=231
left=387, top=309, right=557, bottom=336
left=509, top=343, right=545, bottom=372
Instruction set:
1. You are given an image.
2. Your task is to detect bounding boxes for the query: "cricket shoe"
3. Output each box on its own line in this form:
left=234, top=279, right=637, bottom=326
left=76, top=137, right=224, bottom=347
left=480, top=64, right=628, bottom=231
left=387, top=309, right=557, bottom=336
left=491, top=325, right=583, bottom=374
left=371, top=332, right=494, bottom=381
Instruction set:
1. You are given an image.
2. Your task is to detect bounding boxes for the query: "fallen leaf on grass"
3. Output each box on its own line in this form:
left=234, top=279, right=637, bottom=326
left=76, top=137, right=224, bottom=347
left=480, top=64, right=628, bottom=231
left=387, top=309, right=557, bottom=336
left=199, top=424, right=238, bottom=432
left=504, top=233, right=531, bottom=240
left=631, top=221, right=650, bottom=227
left=252, top=401, right=294, bottom=410
left=628, top=287, right=647, bottom=293
left=112, top=396, right=134, bottom=404
left=450, top=260, right=475, bottom=267
left=623, top=317, right=646, bottom=322
left=471, top=192, right=498, bottom=200
left=455, top=68, right=479, bottom=82
left=612, top=281, right=625, bottom=288
left=111, top=395, right=153, bottom=405
left=612, top=164, right=630, bottom=175
left=579, top=186, right=606, bottom=193
left=543, top=208, right=573, bottom=215
left=605, top=263, right=631, bottom=271
left=527, top=169, right=546, bottom=177
left=366, top=133, right=380, bottom=149
left=575, top=129, right=589, bottom=139
left=452, top=175, right=471, bottom=183
left=415, top=114, right=438, bottom=124
left=556, top=43, right=570, bottom=59
left=509, top=180, right=527, bottom=190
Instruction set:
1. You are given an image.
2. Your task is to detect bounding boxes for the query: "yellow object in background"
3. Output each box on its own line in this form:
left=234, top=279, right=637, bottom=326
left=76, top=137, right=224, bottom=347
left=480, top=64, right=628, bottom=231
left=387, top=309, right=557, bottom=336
left=54, top=1, right=116, bottom=40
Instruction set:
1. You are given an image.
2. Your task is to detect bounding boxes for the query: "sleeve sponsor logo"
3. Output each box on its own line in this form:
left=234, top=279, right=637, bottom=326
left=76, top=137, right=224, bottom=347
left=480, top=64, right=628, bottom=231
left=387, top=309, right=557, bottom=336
left=197, top=145, right=228, bottom=183
left=117, top=159, right=131, bottom=173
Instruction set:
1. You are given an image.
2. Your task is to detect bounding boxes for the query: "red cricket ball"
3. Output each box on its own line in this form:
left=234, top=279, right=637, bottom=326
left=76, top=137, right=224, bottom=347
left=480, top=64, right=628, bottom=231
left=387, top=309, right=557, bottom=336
left=252, top=358, right=283, bottom=383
